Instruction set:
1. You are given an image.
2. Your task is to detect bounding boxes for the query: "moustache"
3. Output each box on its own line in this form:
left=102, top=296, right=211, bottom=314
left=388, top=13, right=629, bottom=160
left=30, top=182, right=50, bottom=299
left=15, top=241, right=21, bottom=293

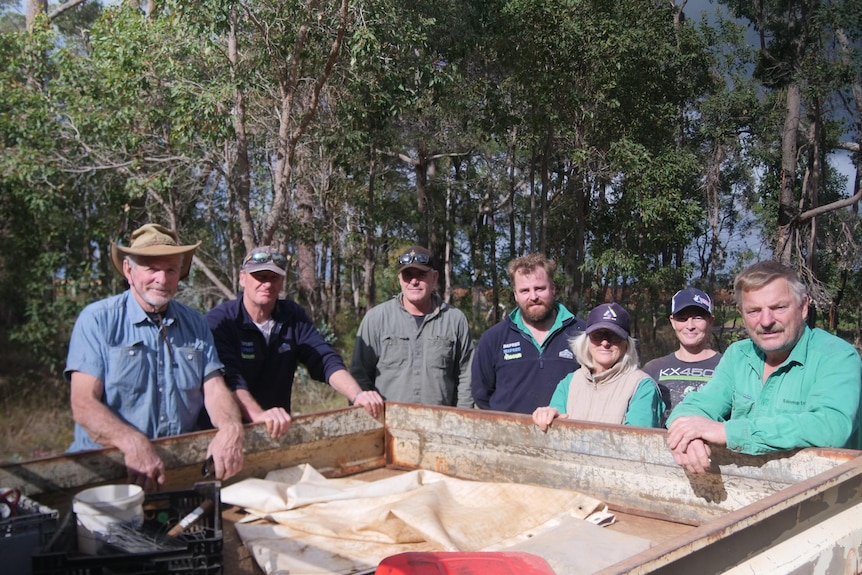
left=755, top=326, right=784, bottom=335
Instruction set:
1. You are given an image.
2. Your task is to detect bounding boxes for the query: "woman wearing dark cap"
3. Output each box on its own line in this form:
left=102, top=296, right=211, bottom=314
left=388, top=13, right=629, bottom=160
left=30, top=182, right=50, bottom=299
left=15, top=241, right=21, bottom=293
left=533, top=302, right=662, bottom=430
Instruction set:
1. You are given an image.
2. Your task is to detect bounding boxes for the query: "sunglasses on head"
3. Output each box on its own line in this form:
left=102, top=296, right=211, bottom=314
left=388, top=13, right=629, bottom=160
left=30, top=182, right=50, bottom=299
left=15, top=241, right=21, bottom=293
left=398, top=252, right=431, bottom=266
left=588, top=330, right=624, bottom=344
left=245, top=251, right=287, bottom=269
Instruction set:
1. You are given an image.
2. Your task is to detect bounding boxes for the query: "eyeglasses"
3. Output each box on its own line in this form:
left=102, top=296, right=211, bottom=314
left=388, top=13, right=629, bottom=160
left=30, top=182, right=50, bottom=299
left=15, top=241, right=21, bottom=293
left=588, top=330, right=624, bottom=344
left=398, top=252, right=431, bottom=266
left=244, top=251, right=287, bottom=269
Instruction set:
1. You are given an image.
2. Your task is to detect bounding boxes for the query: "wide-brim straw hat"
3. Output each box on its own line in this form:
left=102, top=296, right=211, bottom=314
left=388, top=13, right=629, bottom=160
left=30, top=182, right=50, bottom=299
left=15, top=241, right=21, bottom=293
left=110, top=223, right=201, bottom=279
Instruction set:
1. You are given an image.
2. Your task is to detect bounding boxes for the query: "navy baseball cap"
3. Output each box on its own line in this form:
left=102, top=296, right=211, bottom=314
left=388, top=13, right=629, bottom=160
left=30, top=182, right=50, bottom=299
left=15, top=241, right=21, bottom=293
left=671, top=287, right=713, bottom=315
left=585, top=302, right=631, bottom=340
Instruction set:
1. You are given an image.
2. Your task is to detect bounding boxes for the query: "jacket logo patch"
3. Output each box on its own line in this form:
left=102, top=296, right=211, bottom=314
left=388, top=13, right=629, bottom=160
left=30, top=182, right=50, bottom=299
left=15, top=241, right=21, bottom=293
left=502, top=341, right=522, bottom=360
left=558, top=349, right=574, bottom=359
left=278, top=343, right=291, bottom=354
left=241, top=340, right=255, bottom=359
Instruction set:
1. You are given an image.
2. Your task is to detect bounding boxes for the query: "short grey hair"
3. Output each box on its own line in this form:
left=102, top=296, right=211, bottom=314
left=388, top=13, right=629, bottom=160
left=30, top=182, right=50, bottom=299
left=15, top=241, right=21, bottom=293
left=734, top=260, right=808, bottom=308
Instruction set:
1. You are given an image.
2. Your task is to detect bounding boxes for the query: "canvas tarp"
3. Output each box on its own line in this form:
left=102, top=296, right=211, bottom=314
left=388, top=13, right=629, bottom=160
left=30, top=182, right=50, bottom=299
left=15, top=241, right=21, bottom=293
left=221, top=464, right=652, bottom=575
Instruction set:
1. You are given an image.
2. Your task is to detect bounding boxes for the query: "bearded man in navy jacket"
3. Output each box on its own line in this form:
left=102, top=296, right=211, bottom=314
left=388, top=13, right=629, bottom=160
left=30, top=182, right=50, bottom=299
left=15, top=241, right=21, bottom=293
left=471, top=254, right=586, bottom=414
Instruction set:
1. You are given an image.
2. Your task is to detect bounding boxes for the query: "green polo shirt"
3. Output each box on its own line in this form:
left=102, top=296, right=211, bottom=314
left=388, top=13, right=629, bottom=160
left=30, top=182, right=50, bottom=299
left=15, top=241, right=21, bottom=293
left=667, top=326, right=862, bottom=454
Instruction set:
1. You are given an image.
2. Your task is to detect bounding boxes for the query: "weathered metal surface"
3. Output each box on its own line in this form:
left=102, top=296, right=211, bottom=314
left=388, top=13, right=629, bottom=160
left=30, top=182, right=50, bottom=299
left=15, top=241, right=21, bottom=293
left=5, top=403, right=862, bottom=575
left=596, top=457, right=862, bottom=574
left=0, top=407, right=385, bottom=511
left=384, top=403, right=857, bottom=525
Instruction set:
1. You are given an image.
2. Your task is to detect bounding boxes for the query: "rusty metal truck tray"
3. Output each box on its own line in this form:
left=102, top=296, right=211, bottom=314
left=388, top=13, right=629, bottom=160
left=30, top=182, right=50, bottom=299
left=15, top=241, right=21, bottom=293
left=2, top=403, right=861, bottom=574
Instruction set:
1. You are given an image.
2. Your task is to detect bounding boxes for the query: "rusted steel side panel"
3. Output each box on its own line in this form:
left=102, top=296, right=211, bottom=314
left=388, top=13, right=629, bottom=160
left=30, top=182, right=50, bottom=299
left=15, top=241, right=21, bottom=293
left=0, top=407, right=385, bottom=511
left=383, top=404, right=855, bottom=524
left=596, top=457, right=862, bottom=575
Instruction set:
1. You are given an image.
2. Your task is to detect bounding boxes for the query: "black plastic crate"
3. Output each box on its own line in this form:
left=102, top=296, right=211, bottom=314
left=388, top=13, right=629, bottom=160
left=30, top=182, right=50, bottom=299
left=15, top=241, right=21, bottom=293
left=32, top=481, right=222, bottom=575
left=1, top=489, right=59, bottom=575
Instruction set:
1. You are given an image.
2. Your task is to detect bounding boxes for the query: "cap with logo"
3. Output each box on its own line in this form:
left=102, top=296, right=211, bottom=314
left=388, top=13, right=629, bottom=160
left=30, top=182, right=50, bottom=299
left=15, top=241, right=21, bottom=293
left=585, top=302, right=631, bottom=340
left=671, top=287, right=713, bottom=316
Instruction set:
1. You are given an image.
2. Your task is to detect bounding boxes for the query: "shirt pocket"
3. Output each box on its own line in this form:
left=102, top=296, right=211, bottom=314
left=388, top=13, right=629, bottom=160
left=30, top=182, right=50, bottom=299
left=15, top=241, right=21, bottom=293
left=107, top=343, right=150, bottom=401
left=174, top=346, right=205, bottom=391
left=379, top=336, right=409, bottom=368
left=426, top=336, right=455, bottom=370
left=730, top=391, right=755, bottom=419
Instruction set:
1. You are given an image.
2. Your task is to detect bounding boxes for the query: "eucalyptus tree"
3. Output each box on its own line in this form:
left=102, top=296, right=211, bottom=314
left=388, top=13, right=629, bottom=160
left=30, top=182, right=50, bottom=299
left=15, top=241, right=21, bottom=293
left=717, top=0, right=862, bottom=329
left=475, top=0, right=713, bottom=328
left=325, top=0, right=457, bottom=312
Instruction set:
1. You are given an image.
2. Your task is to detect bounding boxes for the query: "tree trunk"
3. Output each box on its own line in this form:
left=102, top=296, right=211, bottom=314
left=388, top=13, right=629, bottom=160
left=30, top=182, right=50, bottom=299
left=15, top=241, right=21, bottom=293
left=25, top=0, right=47, bottom=29
left=296, top=180, right=319, bottom=317
left=228, top=10, right=256, bottom=250
left=415, top=141, right=430, bottom=247
left=362, top=142, right=378, bottom=313
left=775, top=82, right=801, bottom=264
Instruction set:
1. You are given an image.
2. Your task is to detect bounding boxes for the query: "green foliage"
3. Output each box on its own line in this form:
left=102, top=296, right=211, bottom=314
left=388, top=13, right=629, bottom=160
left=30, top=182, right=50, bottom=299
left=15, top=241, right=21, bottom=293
left=1, top=0, right=861, bottom=399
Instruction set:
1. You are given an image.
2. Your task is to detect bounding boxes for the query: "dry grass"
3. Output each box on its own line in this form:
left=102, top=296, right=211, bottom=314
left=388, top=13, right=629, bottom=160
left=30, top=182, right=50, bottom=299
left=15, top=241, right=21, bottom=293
left=0, top=361, right=346, bottom=464
left=291, top=366, right=350, bottom=415
left=0, top=366, right=74, bottom=463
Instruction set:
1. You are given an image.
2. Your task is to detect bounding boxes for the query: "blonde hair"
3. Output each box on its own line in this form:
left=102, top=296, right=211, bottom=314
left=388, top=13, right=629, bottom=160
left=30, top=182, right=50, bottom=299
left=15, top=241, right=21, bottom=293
left=569, top=332, right=640, bottom=373
left=507, top=253, right=556, bottom=284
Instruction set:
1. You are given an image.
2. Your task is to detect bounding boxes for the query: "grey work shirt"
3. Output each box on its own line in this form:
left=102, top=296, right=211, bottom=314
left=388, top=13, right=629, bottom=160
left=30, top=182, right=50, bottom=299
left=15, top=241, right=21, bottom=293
left=350, top=293, right=474, bottom=408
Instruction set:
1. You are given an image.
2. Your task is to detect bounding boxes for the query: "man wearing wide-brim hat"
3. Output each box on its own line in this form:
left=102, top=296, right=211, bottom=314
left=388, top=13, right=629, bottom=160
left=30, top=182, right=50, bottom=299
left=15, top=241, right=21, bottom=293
left=65, top=223, right=244, bottom=491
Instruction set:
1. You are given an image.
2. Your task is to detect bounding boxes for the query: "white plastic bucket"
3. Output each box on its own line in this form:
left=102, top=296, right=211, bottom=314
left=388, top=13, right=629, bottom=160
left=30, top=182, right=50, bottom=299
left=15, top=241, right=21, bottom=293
left=72, top=484, right=144, bottom=555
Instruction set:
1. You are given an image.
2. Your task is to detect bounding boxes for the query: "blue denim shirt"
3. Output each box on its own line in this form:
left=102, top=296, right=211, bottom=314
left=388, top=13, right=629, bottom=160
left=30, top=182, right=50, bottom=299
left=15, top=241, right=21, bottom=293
left=65, top=290, right=223, bottom=452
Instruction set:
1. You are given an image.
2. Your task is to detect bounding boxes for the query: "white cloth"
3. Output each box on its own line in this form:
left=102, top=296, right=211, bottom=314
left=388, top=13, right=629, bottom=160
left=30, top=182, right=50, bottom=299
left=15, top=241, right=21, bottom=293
left=221, top=464, right=649, bottom=575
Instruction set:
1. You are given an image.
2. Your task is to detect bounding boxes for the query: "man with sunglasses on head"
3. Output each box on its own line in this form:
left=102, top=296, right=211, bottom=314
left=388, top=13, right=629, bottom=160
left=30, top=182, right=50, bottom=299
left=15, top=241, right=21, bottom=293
left=207, top=247, right=383, bottom=439
left=471, top=253, right=587, bottom=414
left=66, top=224, right=245, bottom=492
left=350, top=245, right=475, bottom=408
left=642, top=287, right=722, bottom=426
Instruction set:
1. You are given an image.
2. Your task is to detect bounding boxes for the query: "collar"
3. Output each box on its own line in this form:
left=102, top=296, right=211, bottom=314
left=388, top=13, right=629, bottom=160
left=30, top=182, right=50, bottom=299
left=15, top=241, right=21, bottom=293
left=510, top=302, right=572, bottom=333
left=126, top=289, right=174, bottom=327
left=780, top=324, right=812, bottom=367
left=396, top=292, right=443, bottom=317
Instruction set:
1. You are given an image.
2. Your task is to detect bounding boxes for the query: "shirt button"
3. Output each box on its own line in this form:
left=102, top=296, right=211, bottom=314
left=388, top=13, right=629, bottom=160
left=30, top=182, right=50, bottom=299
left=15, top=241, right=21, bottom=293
left=187, top=354, right=194, bottom=360
left=128, top=350, right=135, bottom=356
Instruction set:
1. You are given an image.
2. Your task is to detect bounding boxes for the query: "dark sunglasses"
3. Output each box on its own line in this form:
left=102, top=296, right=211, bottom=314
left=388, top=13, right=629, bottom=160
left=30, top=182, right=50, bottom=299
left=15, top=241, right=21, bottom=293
left=398, top=252, right=431, bottom=266
left=588, top=330, right=624, bottom=344
left=244, top=251, right=287, bottom=269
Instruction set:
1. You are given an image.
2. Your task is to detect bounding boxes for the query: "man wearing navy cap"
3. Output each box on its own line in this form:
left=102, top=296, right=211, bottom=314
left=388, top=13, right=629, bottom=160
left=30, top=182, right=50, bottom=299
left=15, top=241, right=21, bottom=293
left=207, top=246, right=383, bottom=440
left=643, top=287, right=722, bottom=426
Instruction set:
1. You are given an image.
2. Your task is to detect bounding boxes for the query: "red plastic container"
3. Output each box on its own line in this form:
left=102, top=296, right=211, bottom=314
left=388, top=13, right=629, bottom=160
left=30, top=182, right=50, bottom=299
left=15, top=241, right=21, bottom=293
left=375, top=552, right=556, bottom=575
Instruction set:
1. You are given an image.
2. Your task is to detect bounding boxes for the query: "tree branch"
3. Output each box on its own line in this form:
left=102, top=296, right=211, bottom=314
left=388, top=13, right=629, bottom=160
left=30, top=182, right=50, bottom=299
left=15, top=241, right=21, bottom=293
left=48, top=0, right=89, bottom=21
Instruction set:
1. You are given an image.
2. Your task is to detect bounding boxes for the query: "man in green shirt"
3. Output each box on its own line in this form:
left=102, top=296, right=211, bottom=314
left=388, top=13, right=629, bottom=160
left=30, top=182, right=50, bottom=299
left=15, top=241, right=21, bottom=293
left=666, top=261, right=862, bottom=474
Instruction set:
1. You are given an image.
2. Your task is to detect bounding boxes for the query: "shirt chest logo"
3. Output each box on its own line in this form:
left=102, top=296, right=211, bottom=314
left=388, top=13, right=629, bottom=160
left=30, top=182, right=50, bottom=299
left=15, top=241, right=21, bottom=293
left=241, top=340, right=256, bottom=360
left=502, top=341, right=522, bottom=360
left=558, top=349, right=574, bottom=360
